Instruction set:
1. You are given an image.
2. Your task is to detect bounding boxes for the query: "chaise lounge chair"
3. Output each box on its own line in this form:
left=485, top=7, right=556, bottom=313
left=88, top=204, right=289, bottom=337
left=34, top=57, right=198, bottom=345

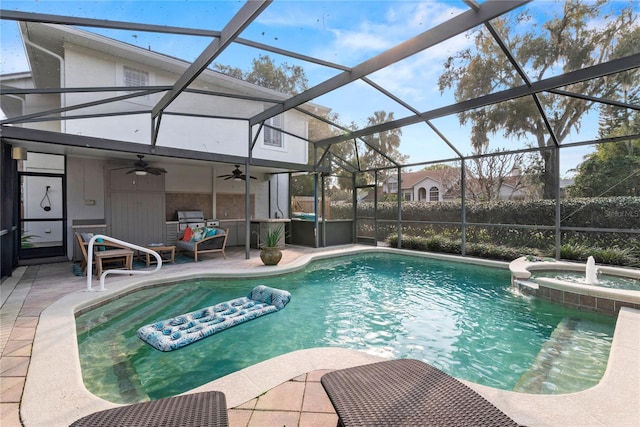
left=70, top=391, right=228, bottom=427
left=321, top=359, right=519, bottom=427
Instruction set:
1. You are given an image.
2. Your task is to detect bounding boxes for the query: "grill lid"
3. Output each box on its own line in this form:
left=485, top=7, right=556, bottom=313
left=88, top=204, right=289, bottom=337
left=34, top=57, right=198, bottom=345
left=177, top=210, right=205, bottom=222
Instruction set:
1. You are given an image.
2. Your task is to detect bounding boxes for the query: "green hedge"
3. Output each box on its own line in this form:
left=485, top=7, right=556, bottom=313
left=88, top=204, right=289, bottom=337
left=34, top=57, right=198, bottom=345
left=333, top=197, right=640, bottom=228
left=333, top=197, right=640, bottom=267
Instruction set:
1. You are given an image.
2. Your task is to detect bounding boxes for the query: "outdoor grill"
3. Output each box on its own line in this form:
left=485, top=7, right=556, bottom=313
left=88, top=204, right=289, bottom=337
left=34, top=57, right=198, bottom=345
left=177, top=211, right=218, bottom=232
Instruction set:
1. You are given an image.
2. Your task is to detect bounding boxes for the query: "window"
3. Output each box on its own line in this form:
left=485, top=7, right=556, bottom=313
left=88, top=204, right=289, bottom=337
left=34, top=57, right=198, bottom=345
left=388, top=181, right=398, bottom=192
left=403, top=192, right=412, bottom=201
left=124, top=66, right=149, bottom=97
left=264, top=115, right=283, bottom=148
left=429, top=186, right=439, bottom=202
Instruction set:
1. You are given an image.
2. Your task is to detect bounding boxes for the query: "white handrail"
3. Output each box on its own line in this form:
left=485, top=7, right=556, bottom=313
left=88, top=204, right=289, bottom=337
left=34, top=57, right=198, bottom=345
left=85, top=234, right=162, bottom=292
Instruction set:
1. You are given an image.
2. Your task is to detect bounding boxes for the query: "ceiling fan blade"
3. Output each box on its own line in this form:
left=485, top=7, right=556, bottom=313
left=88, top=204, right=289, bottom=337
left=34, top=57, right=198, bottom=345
left=147, top=167, right=167, bottom=175
left=125, top=169, right=136, bottom=174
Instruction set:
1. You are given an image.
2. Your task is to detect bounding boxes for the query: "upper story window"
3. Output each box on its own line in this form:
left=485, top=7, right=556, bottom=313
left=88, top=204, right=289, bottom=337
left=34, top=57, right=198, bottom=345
left=388, top=181, right=398, bottom=192
left=264, top=115, right=283, bottom=148
left=124, top=66, right=149, bottom=98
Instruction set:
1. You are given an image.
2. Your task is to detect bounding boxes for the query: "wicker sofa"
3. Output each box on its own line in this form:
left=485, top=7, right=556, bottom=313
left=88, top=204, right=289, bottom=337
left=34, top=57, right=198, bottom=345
left=176, top=227, right=228, bottom=262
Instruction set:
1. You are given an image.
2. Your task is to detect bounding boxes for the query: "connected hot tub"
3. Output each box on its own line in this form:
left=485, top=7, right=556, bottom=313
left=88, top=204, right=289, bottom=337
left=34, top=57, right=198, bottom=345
left=510, top=256, right=640, bottom=315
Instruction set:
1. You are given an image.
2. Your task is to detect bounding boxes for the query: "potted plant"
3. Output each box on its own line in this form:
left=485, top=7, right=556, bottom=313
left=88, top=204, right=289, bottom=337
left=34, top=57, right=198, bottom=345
left=260, top=225, right=284, bottom=266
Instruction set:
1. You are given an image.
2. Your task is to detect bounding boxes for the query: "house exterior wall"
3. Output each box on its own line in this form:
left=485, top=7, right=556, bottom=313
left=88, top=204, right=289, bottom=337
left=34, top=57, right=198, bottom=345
left=61, top=45, right=308, bottom=164
left=64, top=157, right=281, bottom=258
left=383, top=176, right=443, bottom=202
left=498, top=184, right=526, bottom=200
left=5, top=25, right=311, bottom=260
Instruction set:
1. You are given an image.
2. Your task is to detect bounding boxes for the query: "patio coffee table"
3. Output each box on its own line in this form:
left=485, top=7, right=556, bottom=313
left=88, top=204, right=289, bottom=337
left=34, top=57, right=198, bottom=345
left=94, top=249, right=133, bottom=277
left=141, top=244, right=175, bottom=266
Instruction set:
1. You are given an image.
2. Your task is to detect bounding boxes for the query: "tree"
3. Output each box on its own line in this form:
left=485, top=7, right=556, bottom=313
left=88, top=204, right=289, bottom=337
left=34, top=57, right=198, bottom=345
left=356, top=111, right=408, bottom=184
left=568, top=139, right=640, bottom=197
left=214, top=54, right=308, bottom=95
left=438, top=0, right=637, bottom=199
left=570, top=92, right=640, bottom=197
left=466, top=149, right=527, bottom=201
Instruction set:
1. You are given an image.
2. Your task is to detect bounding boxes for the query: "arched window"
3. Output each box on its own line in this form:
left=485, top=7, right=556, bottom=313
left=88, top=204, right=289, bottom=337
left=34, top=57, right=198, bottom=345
left=429, top=186, right=439, bottom=202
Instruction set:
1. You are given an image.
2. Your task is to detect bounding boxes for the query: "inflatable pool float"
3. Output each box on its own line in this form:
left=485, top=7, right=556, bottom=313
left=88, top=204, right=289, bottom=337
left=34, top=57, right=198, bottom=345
left=137, top=285, right=291, bottom=351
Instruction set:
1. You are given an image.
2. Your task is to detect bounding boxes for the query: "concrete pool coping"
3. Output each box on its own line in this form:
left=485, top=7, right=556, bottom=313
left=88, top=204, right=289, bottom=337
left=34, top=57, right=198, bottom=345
left=20, top=246, right=640, bottom=426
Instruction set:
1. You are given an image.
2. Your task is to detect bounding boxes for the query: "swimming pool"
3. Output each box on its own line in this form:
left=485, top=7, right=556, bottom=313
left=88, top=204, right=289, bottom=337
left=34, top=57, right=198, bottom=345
left=76, top=253, right=615, bottom=404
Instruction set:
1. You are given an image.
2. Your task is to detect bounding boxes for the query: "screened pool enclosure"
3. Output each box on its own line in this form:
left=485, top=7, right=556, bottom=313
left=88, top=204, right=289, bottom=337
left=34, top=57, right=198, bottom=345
left=1, top=0, right=639, bottom=276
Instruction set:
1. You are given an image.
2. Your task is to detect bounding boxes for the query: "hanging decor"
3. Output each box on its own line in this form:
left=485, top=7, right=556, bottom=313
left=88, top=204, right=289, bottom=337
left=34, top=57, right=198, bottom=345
left=40, top=186, right=52, bottom=212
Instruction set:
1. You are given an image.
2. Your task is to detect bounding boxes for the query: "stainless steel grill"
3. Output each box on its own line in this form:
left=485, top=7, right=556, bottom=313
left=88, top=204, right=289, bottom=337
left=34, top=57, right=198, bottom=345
left=177, top=210, right=205, bottom=232
left=177, top=211, right=219, bottom=231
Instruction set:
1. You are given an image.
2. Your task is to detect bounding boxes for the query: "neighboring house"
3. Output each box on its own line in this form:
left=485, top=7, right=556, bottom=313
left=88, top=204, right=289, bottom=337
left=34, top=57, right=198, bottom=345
left=383, top=167, right=529, bottom=202
left=1, top=22, right=327, bottom=261
left=383, top=169, right=460, bottom=202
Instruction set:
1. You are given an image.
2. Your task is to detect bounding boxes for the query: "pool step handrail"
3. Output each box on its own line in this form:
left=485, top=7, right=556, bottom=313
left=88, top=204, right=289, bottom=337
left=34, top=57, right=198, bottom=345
left=86, top=234, right=162, bottom=292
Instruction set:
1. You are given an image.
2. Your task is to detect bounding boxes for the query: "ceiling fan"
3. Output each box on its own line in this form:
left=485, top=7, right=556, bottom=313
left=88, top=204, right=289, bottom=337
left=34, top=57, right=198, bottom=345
left=217, top=165, right=257, bottom=181
left=113, top=155, right=167, bottom=176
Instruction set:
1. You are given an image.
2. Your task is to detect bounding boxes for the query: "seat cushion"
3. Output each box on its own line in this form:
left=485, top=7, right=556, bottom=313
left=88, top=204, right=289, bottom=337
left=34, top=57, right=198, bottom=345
left=176, top=240, right=196, bottom=251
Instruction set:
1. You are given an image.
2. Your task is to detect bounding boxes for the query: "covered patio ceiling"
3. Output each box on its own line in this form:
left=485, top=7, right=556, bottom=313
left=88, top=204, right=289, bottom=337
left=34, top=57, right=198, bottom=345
left=1, top=0, right=639, bottom=177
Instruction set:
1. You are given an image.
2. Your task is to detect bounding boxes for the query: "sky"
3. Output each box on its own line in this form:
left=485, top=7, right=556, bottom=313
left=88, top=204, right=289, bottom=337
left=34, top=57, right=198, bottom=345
left=1, top=0, right=638, bottom=176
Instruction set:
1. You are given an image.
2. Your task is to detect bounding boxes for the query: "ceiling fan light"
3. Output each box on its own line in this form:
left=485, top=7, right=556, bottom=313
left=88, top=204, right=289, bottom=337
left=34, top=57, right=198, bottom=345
left=233, top=176, right=242, bottom=181
left=135, top=170, right=147, bottom=176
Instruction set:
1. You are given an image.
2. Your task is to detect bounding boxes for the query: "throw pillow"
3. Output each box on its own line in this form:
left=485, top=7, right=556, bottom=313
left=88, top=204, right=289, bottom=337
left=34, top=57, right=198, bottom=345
left=95, top=237, right=106, bottom=251
left=205, top=228, right=217, bottom=238
left=192, top=229, right=203, bottom=242
left=80, top=232, right=94, bottom=242
left=182, top=227, right=193, bottom=242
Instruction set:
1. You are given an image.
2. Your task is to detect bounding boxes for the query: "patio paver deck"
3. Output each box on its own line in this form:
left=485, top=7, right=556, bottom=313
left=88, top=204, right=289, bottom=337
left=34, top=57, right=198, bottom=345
left=1, top=244, right=639, bottom=426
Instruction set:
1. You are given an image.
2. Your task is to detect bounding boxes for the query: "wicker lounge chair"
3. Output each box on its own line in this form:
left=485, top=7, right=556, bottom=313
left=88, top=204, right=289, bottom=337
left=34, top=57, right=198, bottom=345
left=321, top=359, right=519, bottom=427
left=70, top=391, right=228, bottom=427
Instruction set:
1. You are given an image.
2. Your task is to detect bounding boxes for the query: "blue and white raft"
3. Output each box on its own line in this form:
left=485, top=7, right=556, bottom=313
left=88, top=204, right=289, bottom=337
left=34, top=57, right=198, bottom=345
left=137, top=285, right=291, bottom=351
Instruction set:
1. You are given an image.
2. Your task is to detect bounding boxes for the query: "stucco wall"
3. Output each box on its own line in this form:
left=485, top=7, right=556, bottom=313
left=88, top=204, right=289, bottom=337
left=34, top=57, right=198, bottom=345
left=62, top=45, right=308, bottom=164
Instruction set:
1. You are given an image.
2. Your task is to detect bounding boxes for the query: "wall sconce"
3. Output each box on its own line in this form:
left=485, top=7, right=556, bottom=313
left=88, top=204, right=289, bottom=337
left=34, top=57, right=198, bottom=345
left=12, top=147, right=27, bottom=160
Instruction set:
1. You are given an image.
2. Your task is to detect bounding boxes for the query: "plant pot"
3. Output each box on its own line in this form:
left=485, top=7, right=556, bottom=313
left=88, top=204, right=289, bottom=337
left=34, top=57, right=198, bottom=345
left=260, top=246, right=282, bottom=265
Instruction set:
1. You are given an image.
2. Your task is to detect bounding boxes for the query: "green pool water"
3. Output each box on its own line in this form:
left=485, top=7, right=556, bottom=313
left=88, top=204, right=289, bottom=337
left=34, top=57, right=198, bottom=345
left=76, top=253, right=615, bottom=403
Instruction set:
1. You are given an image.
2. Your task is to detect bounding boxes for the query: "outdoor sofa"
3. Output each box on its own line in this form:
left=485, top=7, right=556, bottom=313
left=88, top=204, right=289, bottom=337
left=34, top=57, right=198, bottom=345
left=176, top=226, right=228, bottom=262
